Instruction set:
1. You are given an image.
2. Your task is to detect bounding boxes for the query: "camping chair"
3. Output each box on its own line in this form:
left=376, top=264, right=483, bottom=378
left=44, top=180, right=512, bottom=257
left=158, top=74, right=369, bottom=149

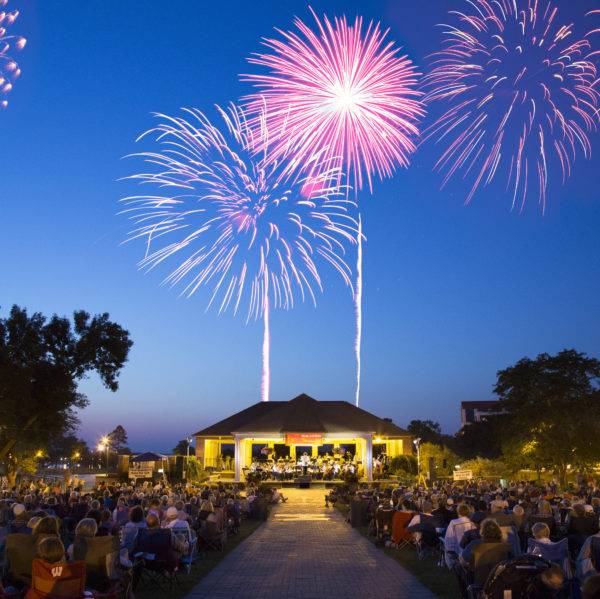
left=467, top=542, right=512, bottom=599
left=132, top=529, right=179, bottom=593
left=25, top=559, right=86, bottom=599
left=199, top=520, right=226, bottom=552
left=4, top=534, right=54, bottom=587
left=391, top=512, right=414, bottom=550
left=71, top=536, right=121, bottom=594
left=528, top=537, right=573, bottom=593
left=170, top=527, right=198, bottom=573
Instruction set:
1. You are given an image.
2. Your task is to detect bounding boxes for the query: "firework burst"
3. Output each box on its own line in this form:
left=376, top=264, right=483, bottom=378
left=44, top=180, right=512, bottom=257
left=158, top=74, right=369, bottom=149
left=122, top=105, right=357, bottom=400
left=423, top=0, right=600, bottom=211
left=242, top=8, right=424, bottom=192
left=0, top=0, right=25, bottom=108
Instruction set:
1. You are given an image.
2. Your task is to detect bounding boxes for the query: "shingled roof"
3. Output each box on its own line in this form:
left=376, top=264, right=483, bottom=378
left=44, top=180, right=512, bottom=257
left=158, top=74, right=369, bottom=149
left=193, top=394, right=410, bottom=437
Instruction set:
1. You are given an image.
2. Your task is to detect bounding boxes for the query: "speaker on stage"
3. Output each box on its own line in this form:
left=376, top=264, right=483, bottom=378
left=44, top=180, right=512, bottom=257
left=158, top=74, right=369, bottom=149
left=297, top=475, right=311, bottom=488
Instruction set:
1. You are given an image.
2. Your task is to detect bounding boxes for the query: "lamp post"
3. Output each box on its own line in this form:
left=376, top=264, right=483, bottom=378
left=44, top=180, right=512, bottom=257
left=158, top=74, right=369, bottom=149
left=98, top=436, right=110, bottom=472
left=413, top=437, right=422, bottom=478
left=186, top=437, right=193, bottom=460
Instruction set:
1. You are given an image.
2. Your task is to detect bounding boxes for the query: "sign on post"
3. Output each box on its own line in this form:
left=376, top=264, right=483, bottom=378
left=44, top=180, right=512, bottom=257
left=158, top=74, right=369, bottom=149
left=453, top=469, right=473, bottom=481
left=129, top=461, right=154, bottom=479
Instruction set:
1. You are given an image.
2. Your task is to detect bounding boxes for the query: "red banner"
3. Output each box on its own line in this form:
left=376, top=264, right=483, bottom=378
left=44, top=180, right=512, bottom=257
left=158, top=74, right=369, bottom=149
left=285, top=433, right=323, bottom=445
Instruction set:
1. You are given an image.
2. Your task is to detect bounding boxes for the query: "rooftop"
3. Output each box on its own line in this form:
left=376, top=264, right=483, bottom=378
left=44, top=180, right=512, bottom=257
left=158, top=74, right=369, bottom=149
left=193, top=393, right=410, bottom=438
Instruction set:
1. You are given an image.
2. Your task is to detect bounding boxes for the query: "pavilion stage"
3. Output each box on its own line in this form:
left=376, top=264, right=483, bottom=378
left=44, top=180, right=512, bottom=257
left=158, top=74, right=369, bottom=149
left=193, top=393, right=413, bottom=482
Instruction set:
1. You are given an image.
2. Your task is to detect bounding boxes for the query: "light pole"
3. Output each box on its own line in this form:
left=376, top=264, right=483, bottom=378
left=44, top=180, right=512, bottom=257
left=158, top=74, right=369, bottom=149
left=186, top=437, right=193, bottom=460
left=98, top=436, right=110, bottom=472
left=413, top=437, right=422, bottom=478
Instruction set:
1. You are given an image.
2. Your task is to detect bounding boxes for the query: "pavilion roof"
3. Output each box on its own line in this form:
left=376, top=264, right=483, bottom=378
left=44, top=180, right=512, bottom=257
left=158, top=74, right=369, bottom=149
left=193, top=393, right=410, bottom=438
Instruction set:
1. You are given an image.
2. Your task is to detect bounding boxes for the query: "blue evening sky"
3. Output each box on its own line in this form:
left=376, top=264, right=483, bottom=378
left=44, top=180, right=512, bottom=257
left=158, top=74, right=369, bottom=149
left=2, top=0, right=599, bottom=452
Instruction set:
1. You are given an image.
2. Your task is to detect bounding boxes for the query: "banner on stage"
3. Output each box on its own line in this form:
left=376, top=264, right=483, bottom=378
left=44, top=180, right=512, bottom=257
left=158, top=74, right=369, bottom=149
left=453, top=469, right=473, bottom=481
left=129, top=462, right=154, bottom=479
left=285, top=433, right=323, bottom=445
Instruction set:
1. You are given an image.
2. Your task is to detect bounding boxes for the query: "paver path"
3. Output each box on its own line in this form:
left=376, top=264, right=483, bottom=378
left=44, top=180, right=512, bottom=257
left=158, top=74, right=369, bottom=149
left=186, top=487, right=436, bottom=599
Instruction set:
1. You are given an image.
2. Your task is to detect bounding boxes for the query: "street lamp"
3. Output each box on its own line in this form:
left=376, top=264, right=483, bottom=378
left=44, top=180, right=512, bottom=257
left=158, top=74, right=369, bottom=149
left=413, top=437, right=422, bottom=478
left=186, top=437, right=193, bottom=460
left=98, top=438, right=109, bottom=472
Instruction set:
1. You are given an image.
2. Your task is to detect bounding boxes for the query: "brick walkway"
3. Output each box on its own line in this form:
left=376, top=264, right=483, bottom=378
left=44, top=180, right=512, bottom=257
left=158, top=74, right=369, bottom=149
left=185, top=488, right=436, bottom=599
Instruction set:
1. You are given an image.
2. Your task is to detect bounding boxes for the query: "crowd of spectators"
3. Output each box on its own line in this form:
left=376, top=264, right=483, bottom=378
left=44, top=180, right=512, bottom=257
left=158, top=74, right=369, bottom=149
left=0, top=478, right=283, bottom=597
left=334, top=479, right=600, bottom=598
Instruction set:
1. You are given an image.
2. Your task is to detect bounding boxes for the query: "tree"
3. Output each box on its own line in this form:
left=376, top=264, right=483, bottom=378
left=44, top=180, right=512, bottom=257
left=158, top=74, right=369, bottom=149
left=109, top=425, right=128, bottom=453
left=459, top=457, right=509, bottom=479
left=173, top=439, right=194, bottom=456
left=407, top=420, right=442, bottom=444
left=454, top=417, right=503, bottom=460
left=494, top=349, right=600, bottom=487
left=418, top=442, right=459, bottom=478
left=0, top=305, right=132, bottom=485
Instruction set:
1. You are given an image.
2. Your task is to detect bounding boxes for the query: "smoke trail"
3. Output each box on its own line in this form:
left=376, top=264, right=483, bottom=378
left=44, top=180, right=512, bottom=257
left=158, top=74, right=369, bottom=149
left=354, top=214, right=363, bottom=407
left=261, top=275, right=270, bottom=402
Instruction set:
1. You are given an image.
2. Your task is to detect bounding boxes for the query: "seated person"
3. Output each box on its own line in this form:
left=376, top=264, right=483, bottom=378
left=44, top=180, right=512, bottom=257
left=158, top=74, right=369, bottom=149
left=445, top=504, right=477, bottom=568
left=163, top=506, right=190, bottom=529
left=66, top=518, right=97, bottom=560
left=569, top=503, right=599, bottom=556
left=531, top=522, right=553, bottom=544
left=132, top=514, right=185, bottom=578
left=25, top=537, right=85, bottom=599
left=10, top=504, right=30, bottom=533
left=527, top=563, right=565, bottom=598
left=582, top=573, right=600, bottom=599
left=35, top=536, right=66, bottom=565
left=576, top=530, right=600, bottom=584
left=460, top=518, right=512, bottom=576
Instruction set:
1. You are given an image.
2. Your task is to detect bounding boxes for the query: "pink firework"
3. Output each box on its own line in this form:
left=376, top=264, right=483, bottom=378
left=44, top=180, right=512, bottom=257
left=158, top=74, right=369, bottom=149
left=0, top=0, right=26, bottom=108
left=423, top=0, right=600, bottom=211
left=242, top=8, right=424, bottom=192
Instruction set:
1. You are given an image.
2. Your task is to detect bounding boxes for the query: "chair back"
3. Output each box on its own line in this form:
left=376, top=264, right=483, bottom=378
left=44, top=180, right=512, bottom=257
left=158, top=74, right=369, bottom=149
left=72, top=535, right=119, bottom=586
left=28, top=559, right=86, bottom=599
left=5, top=533, right=53, bottom=585
left=527, top=537, right=566, bottom=562
left=392, top=511, right=414, bottom=543
left=587, top=536, right=600, bottom=573
left=213, top=507, right=225, bottom=531
left=473, top=542, right=512, bottom=587
left=500, top=525, right=521, bottom=557
left=376, top=509, right=394, bottom=532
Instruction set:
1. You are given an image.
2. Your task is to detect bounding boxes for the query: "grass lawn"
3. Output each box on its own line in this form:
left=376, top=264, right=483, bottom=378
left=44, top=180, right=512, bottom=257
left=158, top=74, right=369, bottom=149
left=381, top=544, right=459, bottom=598
left=135, top=519, right=262, bottom=599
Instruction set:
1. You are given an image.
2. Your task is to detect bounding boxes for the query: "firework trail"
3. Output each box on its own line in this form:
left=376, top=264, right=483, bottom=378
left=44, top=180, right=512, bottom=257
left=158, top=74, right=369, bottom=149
left=0, top=1, right=26, bottom=108
left=122, top=104, right=357, bottom=401
left=243, top=8, right=423, bottom=406
left=354, top=215, right=362, bottom=407
left=423, top=0, right=600, bottom=211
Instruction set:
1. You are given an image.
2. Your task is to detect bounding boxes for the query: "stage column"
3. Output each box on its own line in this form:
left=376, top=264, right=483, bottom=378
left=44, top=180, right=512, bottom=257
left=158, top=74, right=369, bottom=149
left=362, top=434, right=373, bottom=482
left=234, top=435, right=245, bottom=482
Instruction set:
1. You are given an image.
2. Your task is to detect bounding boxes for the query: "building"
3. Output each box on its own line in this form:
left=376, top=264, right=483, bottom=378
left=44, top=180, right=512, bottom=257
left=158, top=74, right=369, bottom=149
left=193, top=393, right=412, bottom=482
left=460, top=400, right=502, bottom=427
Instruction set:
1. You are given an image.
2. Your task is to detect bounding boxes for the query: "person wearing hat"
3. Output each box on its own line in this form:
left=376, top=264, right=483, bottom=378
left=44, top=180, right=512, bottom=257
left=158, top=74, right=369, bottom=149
left=11, top=503, right=29, bottom=533
left=163, top=506, right=189, bottom=530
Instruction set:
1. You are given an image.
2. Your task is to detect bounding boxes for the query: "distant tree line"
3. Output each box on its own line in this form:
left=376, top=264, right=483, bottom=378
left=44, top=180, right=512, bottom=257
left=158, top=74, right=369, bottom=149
left=405, top=349, right=600, bottom=487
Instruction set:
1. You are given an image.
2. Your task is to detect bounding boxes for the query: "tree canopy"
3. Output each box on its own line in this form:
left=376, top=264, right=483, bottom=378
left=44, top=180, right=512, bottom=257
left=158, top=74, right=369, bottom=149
left=494, top=349, right=600, bottom=485
left=0, top=305, right=133, bottom=482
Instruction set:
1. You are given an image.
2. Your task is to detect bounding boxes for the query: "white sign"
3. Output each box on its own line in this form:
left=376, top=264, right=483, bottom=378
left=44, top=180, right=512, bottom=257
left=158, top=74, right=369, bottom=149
left=129, top=462, right=154, bottom=479
left=453, top=469, right=473, bottom=481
